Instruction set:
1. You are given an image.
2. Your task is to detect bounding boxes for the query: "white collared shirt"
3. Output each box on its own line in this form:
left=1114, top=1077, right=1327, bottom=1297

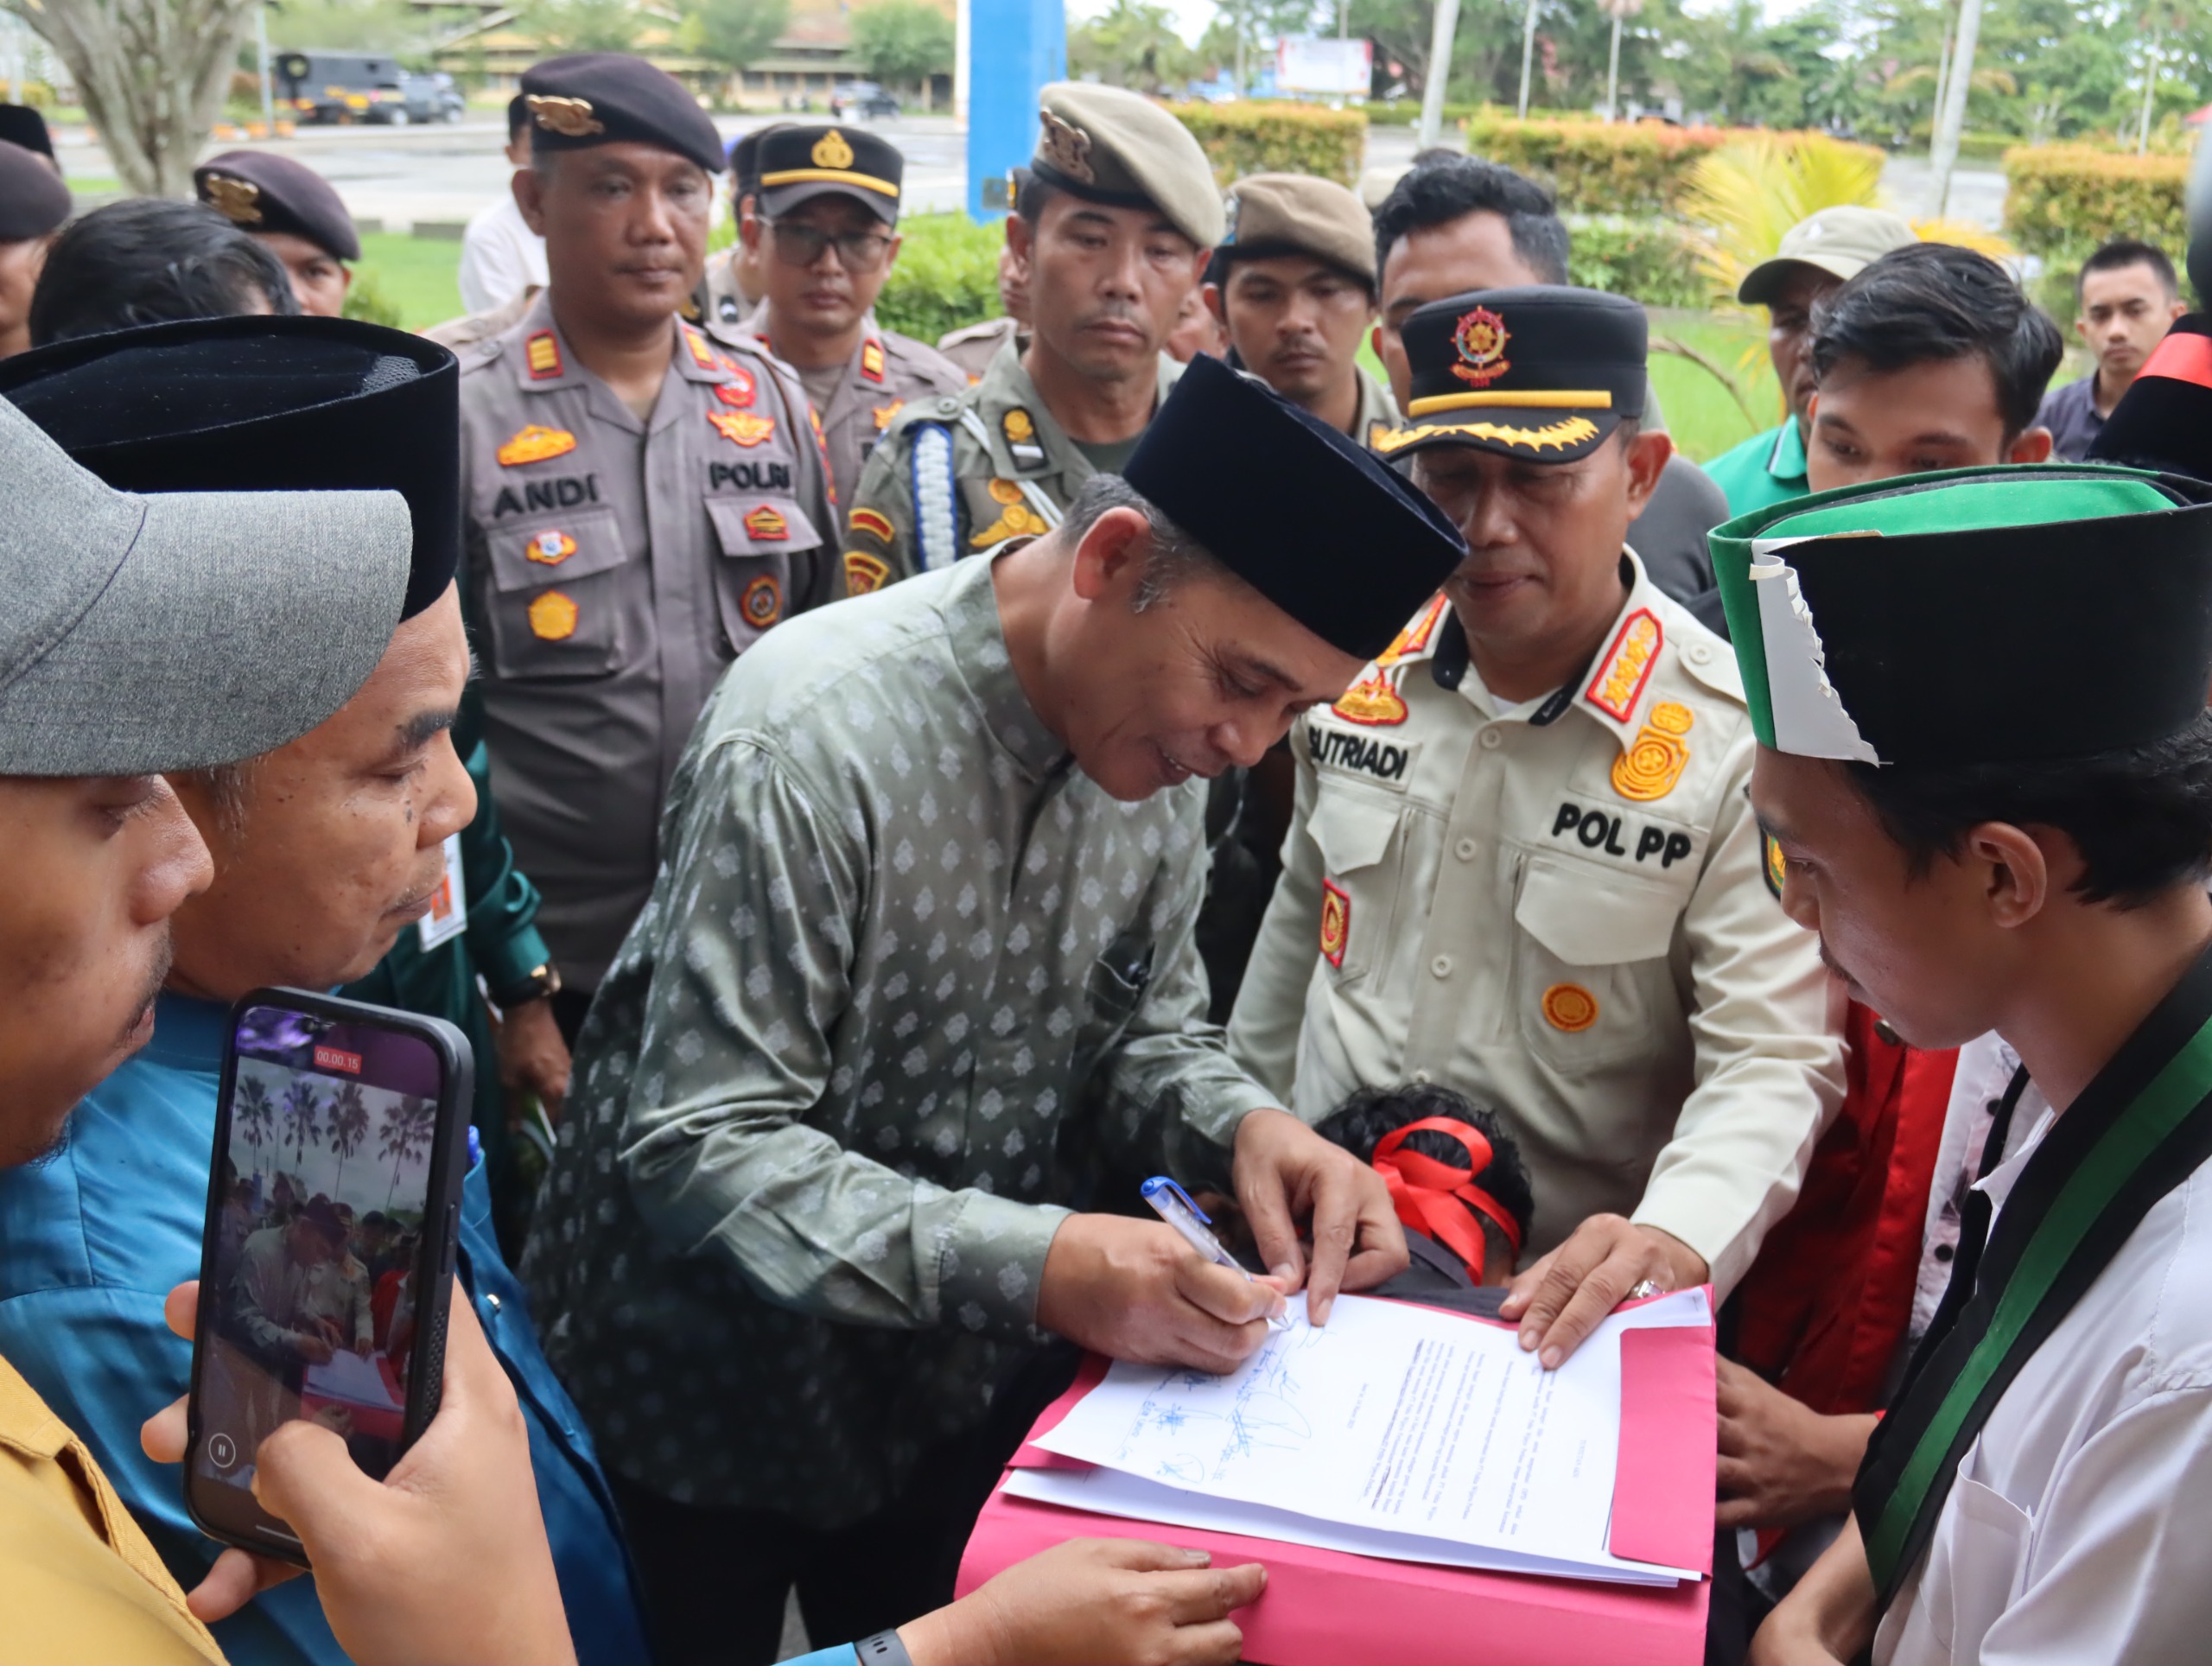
left=1876, top=1100, right=2212, bottom=1664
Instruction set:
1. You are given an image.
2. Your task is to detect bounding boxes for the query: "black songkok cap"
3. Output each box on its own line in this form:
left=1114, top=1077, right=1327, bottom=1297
left=2089, top=314, right=2212, bottom=480
left=521, top=53, right=725, bottom=176
left=0, top=315, right=461, bottom=620
left=0, top=138, right=68, bottom=241
left=1124, top=354, right=1467, bottom=661
left=756, top=124, right=904, bottom=225
left=0, top=104, right=54, bottom=160
left=1372, top=285, right=1647, bottom=464
left=194, top=149, right=361, bottom=263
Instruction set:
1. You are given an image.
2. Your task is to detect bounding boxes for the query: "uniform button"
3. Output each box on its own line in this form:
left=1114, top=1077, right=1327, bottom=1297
left=1479, top=729, right=1503, bottom=750
left=1933, top=1243, right=1955, bottom=1264
left=1431, top=954, right=1454, bottom=979
left=1410, top=1069, right=1432, bottom=1085
left=1688, top=644, right=1713, bottom=665
left=1455, top=837, right=1478, bottom=862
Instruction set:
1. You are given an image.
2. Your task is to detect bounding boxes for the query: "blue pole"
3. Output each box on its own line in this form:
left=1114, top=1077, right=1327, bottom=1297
left=966, top=0, right=1065, bottom=220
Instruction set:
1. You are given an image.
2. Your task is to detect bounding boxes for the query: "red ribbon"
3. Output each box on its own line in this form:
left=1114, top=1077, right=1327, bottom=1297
left=1371, top=1116, right=1524, bottom=1283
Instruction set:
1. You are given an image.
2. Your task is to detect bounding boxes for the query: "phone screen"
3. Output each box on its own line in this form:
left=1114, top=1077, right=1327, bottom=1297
left=194, top=1002, right=450, bottom=1498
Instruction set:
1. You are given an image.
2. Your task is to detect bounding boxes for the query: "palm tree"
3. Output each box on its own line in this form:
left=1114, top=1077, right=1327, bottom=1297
left=380, top=1095, right=435, bottom=1209
left=327, top=1081, right=370, bottom=1196
left=281, top=1078, right=323, bottom=1172
left=235, top=1073, right=276, bottom=1183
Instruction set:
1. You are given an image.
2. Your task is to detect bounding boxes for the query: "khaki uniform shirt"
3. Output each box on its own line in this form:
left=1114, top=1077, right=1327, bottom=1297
left=716, top=304, right=969, bottom=549
left=0, top=1353, right=224, bottom=1666
left=936, top=314, right=1020, bottom=382
left=523, top=553, right=1272, bottom=1524
left=844, top=335, right=1183, bottom=584
left=459, top=293, right=842, bottom=986
left=420, top=286, right=535, bottom=353
left=696, top=244, right=753, bottom=332
left=1349, top=365, right=1400, bottom=450
left=1228, top=556, right=1843, bottom=1294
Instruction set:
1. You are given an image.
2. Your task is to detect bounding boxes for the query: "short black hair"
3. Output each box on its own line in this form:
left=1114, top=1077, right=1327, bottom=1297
left=1846, top=710, right=2212, bottom=908
left=1809, top=243, right=2064, bottom=440
left=506, top=92, right=531, bottom=144
left=2076, top=237, right=2179, bottom=302
left=1314, top=1082, right=1535, bottom=1252
left=1014, top=166, right=1056, bottom=226
left=1370, top=154, right=1569, bottom=289
left=29, top=198, right=298, bottom=347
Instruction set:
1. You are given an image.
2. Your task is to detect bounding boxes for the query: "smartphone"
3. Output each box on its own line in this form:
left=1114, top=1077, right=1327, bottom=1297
left=184, top=988, right=473, bottom=1564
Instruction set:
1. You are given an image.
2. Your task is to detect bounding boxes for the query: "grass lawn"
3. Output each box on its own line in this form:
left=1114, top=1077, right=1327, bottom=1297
left=351, top=232, right=464, bottom=331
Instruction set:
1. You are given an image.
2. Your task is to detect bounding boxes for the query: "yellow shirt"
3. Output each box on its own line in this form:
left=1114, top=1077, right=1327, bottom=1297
left=0, top=1351, right=224, bottom=1665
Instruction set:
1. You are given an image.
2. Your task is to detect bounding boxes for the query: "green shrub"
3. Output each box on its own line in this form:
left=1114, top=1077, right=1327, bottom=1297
left=2003, top=144, right=2190, bottom=262
left=1567, top=216, right=1703, bottom=308
left=340, top=268, right=405, bottom=328
left=1170, top=101, right=1365, bottom=188
left=1461, top=115, right=1883, bottom=219
left=877, top=211, right=1004, bottom=341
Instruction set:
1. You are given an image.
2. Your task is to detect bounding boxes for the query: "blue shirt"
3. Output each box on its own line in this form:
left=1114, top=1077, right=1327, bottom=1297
left=0, top=993, right=652, bottom=1666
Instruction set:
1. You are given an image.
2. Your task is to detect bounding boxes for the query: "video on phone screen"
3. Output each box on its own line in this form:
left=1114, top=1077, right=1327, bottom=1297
left=196, top=1006, right=442, bottom=1493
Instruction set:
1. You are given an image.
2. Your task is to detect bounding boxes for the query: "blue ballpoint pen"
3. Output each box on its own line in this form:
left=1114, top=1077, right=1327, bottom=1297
left=1141, top=1175, right=1294, bottom=1331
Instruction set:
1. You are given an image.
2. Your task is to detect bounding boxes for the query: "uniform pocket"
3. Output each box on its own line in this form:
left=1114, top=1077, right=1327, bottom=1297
left=1923, top=1472, right=2033, bottom=1661
left=704, top=496, right=823, bottom=651
left=480, top=505, right=628, bottom=680
left=1512, top=854, right=1685, bottom=1072
left=1307, top=790, right=1402, bottom=987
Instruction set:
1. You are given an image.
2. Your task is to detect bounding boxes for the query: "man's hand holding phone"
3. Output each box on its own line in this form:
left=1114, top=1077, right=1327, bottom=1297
left=143, top=1280, right=576, bottom=1666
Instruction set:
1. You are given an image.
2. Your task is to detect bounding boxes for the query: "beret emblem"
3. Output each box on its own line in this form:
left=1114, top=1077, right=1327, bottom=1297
left=202, top=175, right=263, bottom=226
left=1039, top=111, right=1095, bottom=184
left=528, top=94, right=605, bottom=138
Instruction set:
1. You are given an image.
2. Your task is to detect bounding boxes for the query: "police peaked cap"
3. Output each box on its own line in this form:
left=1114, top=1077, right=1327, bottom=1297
left=1125, top=353, right=1467, bottom=661
left=194, top=149, right=361, bottom=263
left=0, top=138, right=68, bottom=241
left=729, top=121, right=794, bottom=198
left=521, top=53, right=725, bottom=175
left=0, top=315, right=462, bottom=620
left=757, top=124, right=904, bottom=223
left=0, top=104, right=54, bottom=161
left=1713, top=465, right=2212, bottom=768
left=1372, top=286, right=1646, bottom=464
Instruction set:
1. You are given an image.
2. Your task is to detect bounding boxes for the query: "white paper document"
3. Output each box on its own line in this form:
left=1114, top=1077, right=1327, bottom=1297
left=1031, top=1289, right=1709, bottom=1581
left=302, top=1349, right=400, bottom=1410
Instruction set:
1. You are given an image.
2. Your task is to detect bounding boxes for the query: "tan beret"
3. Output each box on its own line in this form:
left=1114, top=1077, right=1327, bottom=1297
left=1033, top=82, right=1224, bottom=248
left=1219, top=172, right=1375, bottom=287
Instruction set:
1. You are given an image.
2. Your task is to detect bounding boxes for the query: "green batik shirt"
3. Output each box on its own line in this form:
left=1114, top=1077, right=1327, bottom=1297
left=522, top=553, right=1276, bottom=1524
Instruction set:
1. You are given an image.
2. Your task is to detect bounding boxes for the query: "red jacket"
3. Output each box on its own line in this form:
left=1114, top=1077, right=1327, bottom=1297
left=1731, top=1002, right=1957, bottom=1418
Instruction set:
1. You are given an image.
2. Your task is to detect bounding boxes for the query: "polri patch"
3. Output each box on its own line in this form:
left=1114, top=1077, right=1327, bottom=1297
left=708, top=410, right=777, bottom=448
left=1319, top=880, right=1351, bottom=969
left=525, top=331, right=563, bottom=380
left=497, top=424, right=576, bottom=467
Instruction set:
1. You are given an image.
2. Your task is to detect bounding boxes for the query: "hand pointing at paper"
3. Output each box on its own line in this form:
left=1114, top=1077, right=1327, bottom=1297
left=1500, top=1213, right=1708, bottom=1369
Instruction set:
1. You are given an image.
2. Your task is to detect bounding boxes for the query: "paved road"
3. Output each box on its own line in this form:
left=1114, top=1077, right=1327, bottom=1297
left=57, top=112, right=2006, bottom=235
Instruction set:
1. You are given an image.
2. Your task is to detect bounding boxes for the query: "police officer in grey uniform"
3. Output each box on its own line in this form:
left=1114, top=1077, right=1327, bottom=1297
left=696, top=122, right=789, bottom=328
left=459, top=53, right=841, bottom=1025
left=714, top=124, right=967, bottom=563
left=1203, top=171, right=1400, bottom=447
left=843, top=82, right=1223, bottom=582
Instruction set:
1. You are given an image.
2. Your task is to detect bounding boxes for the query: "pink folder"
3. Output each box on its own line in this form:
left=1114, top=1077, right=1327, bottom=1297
left=958, top=1298, right=1716, bottom=1666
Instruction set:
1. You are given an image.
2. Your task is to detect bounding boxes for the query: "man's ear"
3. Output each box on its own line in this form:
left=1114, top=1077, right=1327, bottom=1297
left=512, top=165, right=548, bottom=237
left=2075, top=311, right=2094, bottom=345
left=1202, top=282, right=1227, bottom=327
left=1621, top=428, right=1673, bottom=518
left=2008, top=426, right=2055, bottom=465
left=1066, top=506, right=1149, bottom=604
left=739, top=205, right=762, bottom=254
left=1970, top=820, right=2052, bottom=930
left=1005, top=211, right=1033, bottom=265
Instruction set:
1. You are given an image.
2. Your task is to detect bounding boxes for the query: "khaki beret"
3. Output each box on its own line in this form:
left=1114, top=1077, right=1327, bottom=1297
left=1219, top=173, right=1374, bottom=288
left=1033, top=82, right=1223, bottom=248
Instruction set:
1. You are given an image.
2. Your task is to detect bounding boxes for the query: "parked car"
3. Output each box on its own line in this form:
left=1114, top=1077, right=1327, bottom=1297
left=270, top=52, right=460, bottom=125
left=829, top=80, right=899, bottom=118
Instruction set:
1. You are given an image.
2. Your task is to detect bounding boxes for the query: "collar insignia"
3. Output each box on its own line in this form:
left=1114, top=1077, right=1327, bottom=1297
left=1586, top=607, right=1662, bottom=722
left=527, top=94, right=603, bottom=138
left=1451, top=305, right=1512, bottom=389
left=860, top=337, right=886, bottom=383
left=524, top=330, right=563, bottom=380
left=497, top=424, right=577, bottom=467
left=683, top=327, right=717, bottom=369
left=708, top=410, right=776, bottom=448
left=1376, top=594, right=1449, bottom=668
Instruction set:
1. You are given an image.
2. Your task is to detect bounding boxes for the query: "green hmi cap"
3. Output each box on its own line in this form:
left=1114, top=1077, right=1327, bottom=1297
left=1712, top=466, right=2212, bottom=767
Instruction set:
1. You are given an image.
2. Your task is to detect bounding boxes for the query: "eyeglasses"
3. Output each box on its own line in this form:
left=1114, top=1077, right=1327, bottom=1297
left=764, top=219, right=893, bottom=273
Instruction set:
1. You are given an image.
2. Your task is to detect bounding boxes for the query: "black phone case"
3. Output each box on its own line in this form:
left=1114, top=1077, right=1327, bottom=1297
left=182, top=987, right=474, bottom=1565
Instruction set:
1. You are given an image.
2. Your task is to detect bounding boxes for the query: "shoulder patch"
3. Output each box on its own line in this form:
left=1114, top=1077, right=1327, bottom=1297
left=843, top=549, right=891, bottom=595
left=497, top=424, right=577, bottom=467
left=1376, top=593, right=1449, bottom=668
left=1586, top=607, right=1662, bottom=721
left=1332, top=668, right=1409, bottom=727
left=525, top=331, right=563, bottom=380
left=849, top=506, right=895, bottom=545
